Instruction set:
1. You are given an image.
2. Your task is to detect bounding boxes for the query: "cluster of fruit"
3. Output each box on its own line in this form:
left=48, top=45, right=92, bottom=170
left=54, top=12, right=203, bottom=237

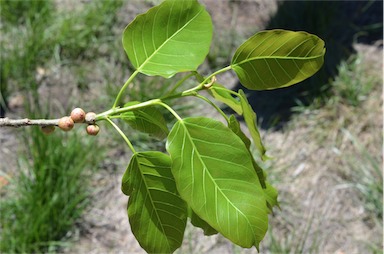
left=41, top=108, right=99, bottom=136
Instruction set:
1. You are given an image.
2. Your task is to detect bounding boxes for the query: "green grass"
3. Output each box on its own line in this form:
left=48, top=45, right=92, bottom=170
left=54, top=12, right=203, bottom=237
left=0, top=0, right=122, bottom=98
left=1, top=0, right=54, bottom=115
left=47, top=0, right=123, bottom=61
left=330, top=54, right=378, bottom=107
left=0, top=0, right=53, bottom=26
left=0, top=1, right=119, bottom=252
left=0, top=127, right=103, bottom=253
left=0, top=0, right=54, bottom=105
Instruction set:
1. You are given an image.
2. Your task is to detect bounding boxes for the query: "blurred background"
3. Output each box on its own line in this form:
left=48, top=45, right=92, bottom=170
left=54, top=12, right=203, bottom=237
left=0, top=0, right=382, bottom=253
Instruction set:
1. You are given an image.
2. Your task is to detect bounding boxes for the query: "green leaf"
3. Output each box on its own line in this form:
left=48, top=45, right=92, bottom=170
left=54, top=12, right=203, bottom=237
left=231, top=29, right=325, bottom=90
left=228, top=115, right=268, bottom=189
left=238, top=90, right=267, bottom=160
left=121, top=158, right=134, bottom=196
left=228, top=115, right=251, bottom=149
left=263, top=181, right=279, bottom=213
left=122, top=0, right=213, bottom=78
left=125, top=151, right=188, bottom=253
left=251, top=157, right=266, bottom=189
left=208, top=84, right=243, bottom=115
left=228, top=116, right=278, bottom=213
left=189, top=208, right=218, bottom=236
left=166, top=117, right=269, bottom=249
left=121, top=101, right=169, bottom=139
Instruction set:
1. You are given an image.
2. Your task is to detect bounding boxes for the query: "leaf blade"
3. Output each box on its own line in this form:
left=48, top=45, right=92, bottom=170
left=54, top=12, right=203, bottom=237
left=263, top=180, right=279, bottom=212
left=208, top=84, right=243, bottom=115
left=228, top=115, right=251, bottom=149
left=228, top=116, right=278, bottom=213
left=238, top=90, right=267, bottom=160
left=123, top=0, right=213, bottom=78
left=166, top=117, right=269, bottom=248
left=231, top=29, right=325, bottom=90
left=189, top=207, right=218, bottom=236
left=126, top=151, right=187, bottom=253
left=121, top=102, right=169, bottom=140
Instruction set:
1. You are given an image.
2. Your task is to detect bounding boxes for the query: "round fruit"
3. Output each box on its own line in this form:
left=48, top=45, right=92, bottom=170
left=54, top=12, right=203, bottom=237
left=58, top=116, right=74, bottom=131
left=70, top=108, right=86, bottom=123
left=41, top=125, right=55, bottom=135
left=86, top=124, right=100, bottom=136
left=85, top=112, right=96, bottom=124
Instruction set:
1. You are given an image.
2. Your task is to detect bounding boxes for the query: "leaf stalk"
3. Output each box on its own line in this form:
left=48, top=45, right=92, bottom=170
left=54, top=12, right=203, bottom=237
left=105, top=117, right=136, bottom=153
left=113, top=69, right=140, bottom=108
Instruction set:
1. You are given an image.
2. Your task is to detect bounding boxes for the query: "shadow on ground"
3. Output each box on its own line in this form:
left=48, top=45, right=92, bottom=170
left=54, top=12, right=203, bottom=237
left=235, top=1, right=383, bottom=129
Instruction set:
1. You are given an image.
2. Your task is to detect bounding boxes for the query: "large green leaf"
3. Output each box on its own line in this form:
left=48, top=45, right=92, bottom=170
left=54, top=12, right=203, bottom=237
left=166, top=117, right=269, bottom=249
left=121, top=101, right=169, bottom=139
left=231, top=29, right=325, bottom=90
left=122, top=0, right=212, bottom=78
left=124, top=151, right=187, bottom=253
left=238, top=90, right=267, bottom=160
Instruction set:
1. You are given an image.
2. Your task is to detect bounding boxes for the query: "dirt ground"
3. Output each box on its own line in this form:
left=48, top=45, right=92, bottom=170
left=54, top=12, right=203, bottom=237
left=1, top=0, right=382, bottom=253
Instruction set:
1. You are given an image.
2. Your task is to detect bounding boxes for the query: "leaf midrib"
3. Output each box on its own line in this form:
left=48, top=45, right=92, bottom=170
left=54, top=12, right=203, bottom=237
left=232, top=54, right=323, bottom=68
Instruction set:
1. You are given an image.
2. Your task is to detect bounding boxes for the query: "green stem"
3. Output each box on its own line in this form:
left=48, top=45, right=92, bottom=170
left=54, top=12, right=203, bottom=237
left=105, top=117, right=136, bottom=153
left=159, top=66, right=234, bottom=102
left=154, top=101, right=182, bottom=121
left=210, top=85, right=240, bottom=98
left=97, top=98, right=162, bottom=119
left=205, top=66, right=232, bottom=83
left=181, top=66, right=232, bottom=95
left=113, top=69, right=140, bottom=108
left=97, top=98, right=182, bottom=122
left=192, top=71, right=205, bottom=83
left=194, top=94, right=230, bottom=123
left=102, top=66, right=233, bottom=121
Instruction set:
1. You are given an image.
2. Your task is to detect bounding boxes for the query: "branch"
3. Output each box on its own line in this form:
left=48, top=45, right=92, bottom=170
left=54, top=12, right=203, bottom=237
left=0, top=117, right=60, bottom=128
